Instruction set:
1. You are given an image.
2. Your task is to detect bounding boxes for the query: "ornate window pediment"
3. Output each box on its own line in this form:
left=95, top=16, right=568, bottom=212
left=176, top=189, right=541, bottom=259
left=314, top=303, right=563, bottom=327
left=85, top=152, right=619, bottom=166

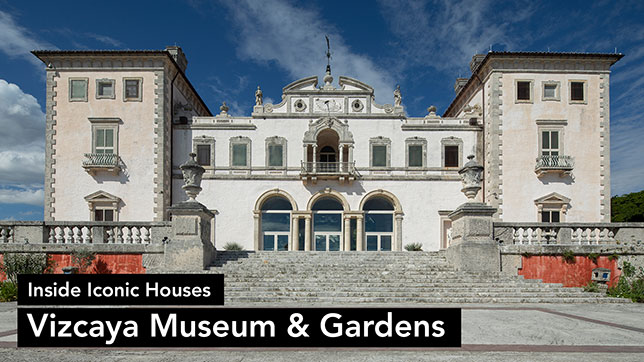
left=534, top=192, right=570, bottom=222
left=303, top=117, right=354, bottom=144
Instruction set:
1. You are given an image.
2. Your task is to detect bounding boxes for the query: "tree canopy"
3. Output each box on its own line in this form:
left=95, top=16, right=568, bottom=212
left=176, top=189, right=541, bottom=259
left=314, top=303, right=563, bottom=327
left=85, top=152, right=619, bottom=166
left=612, top=190, right=644, bottom=222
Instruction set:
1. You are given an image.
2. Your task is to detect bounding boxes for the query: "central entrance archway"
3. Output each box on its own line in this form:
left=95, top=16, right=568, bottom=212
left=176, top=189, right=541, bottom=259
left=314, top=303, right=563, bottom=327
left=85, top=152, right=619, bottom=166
left=312, top=197, right=343, bottom=251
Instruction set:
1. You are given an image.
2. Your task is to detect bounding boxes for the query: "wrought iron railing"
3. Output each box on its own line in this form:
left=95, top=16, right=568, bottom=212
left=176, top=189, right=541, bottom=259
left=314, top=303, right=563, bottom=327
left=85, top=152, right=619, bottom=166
left=83, top=153, right=121, bottom=167
left=535, top=155, right=574, bottom=171
left=300, top=161, right=356, bottom=175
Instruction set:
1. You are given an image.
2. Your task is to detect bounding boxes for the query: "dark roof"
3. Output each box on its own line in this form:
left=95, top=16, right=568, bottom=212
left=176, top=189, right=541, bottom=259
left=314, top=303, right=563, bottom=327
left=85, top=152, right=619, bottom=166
left=443, top=51, right=624, bottom=117
left=31, top=49, right=212, bottom=116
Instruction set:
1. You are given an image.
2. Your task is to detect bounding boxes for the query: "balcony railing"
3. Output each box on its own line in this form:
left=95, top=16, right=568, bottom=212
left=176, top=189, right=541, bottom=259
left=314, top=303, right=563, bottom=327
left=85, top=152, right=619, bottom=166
left=535, top=155, right=574, bottom=177
left=300, top=161, right=358, bottom=183
left=83, top=153, right=122, bottom=175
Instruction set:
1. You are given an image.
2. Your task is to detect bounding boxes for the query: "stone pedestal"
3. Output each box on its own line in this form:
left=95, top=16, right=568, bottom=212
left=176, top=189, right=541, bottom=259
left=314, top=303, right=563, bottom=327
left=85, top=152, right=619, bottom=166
left=447, top=202, right=499, bottom=272
left=166, top=202, right=215, bottom=271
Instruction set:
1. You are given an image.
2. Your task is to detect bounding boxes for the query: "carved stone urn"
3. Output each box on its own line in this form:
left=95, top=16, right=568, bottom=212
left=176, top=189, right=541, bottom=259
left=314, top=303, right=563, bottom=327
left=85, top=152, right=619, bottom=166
left=180, top=153, right=205, bottom=202
left=458, top=154, right=483, bottom=200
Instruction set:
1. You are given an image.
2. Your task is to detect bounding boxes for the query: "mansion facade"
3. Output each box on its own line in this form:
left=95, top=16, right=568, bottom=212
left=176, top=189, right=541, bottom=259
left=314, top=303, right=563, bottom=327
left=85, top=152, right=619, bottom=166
left=32, top=48, right=622, bottom=252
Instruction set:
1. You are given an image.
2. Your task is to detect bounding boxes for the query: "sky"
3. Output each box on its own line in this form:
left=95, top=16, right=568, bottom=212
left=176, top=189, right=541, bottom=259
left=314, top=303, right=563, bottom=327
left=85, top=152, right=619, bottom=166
left=0, top=0, right=643, bottom=221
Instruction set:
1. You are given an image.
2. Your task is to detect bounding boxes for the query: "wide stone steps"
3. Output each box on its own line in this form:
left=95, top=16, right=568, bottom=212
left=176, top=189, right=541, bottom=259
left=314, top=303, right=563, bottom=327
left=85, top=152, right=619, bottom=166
left=209, top=251, right=630, bottom=304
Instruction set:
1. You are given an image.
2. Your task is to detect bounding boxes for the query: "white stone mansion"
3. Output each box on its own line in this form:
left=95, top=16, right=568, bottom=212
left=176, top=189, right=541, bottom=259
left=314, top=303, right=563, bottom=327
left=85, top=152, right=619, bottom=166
left=32, top=48, right=622, bottom=252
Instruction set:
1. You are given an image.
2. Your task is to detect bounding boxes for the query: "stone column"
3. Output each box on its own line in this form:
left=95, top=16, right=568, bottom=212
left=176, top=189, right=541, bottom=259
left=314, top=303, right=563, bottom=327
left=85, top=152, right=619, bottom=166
left=166, top=202, right=215, bottom=271
left=339, top=144, right=345, bottom=171
left=343, top=217, right=351, bottom=251
left=304, top=215, right=312, bottom=251
left=291, top=216, right=299, bottom=251
left=394, top=214, right=403, bottom=251
left=356, top=215, right=364, bottom=251
left=312, top=145, right=317, bottom=173
left=253, top=211, right=261, bottom=251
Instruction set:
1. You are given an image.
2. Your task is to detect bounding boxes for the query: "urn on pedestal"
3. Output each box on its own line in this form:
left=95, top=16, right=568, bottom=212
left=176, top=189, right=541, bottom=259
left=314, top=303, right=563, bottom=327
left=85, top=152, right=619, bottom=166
left=180, top=153, right=205, bottom=202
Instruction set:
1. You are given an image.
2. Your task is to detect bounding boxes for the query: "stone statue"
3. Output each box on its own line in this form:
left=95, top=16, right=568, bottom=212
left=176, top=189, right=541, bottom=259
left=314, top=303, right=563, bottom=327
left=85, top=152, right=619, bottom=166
left=255, top=86, right=263, bottom=106
left=220, top=102, right=229, bottom=114
left=394, top=85, right=402, bottom=107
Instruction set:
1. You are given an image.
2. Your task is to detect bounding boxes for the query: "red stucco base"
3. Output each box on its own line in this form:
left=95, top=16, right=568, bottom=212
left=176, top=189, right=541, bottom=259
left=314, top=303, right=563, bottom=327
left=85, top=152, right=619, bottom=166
left=0, top=253, right=145, bottom=281
left=519, top=255, right=621, bottom=287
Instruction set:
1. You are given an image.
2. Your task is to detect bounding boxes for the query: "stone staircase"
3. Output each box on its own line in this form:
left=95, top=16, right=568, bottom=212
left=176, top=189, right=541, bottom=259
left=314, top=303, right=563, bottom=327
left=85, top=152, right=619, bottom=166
left=207, top=251, right=630, bottom=304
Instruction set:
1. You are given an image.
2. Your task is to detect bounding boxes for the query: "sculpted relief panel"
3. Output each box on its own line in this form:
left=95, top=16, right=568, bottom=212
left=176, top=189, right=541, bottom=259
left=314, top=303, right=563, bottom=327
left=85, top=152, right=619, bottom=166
left=313, top=98, right=343, bottom=113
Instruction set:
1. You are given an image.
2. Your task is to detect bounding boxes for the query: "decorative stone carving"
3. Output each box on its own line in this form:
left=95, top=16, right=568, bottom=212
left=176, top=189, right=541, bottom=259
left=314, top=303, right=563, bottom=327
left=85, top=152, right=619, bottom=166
left=219, top=102, right=229, bottom=114
left=458, top=155, right=483, bottom=200
left=180, top=153, right=205, bottom=202
left=351, top=99, right=364, bottom=112
left=394, top=85, right=402, bottom=107
left=314, top=98, right=342, bottom=113
left=383, top=104, right=393, bottom=113
left=293, top=99, right=307, bottom=112
left=264, top=103, right=273, bottom=113
left=255, top=86, right=263, bottom=106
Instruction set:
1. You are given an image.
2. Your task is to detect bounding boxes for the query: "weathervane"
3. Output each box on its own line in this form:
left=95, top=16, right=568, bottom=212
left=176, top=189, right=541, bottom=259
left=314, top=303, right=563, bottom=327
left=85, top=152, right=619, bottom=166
left=325, top=35, right=332, bottom=73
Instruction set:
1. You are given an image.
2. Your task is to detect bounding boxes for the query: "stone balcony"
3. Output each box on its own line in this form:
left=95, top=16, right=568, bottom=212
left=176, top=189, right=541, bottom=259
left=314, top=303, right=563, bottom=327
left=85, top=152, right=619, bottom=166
left=300, top=161, right=358, bottom=184
left=82, top=153, right=122, bottom=175
left=534, top=155, right=574, bottom=177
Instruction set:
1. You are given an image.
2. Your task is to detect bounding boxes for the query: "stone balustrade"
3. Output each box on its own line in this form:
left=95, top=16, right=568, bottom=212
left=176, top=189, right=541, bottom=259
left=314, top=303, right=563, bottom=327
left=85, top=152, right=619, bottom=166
left=0, top=221, right=170, bottom=245
left=494, top=222, right=644, bottom=246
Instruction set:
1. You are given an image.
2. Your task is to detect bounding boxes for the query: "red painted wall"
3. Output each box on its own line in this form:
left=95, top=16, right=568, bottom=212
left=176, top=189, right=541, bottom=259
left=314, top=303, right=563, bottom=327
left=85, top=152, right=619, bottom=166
left=519, top=255, right=621, bottom=287
left=0, top=253, right=145, bottom=281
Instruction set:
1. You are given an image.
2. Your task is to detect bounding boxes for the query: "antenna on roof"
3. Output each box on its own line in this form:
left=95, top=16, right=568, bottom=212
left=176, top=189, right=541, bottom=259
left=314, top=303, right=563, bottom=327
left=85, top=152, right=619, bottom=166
left=325, top=35, right=332, bottom=73
left=489, top=44, right=492, bottom=52
left=615, top=47, right=618, bottom=53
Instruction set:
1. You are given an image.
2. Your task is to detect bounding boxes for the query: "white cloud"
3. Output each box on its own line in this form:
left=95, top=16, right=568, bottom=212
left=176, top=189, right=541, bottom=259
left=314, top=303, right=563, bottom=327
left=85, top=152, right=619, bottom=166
left=0, top=79, right=45, bottom=193
left=377, top=0, right=533, bottom=74
left=85, top=33, right=122, bottom=47
left=0, top=10, right=55, bottom=66
left=0, top=187, right=43, bottom=206
left=217, top=0, right=396, bottom=103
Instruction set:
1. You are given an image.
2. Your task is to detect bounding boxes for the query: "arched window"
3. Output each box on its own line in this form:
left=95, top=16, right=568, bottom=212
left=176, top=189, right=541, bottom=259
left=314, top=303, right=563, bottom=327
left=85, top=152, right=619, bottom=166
left=312, top=197, right=343, bottom=251
left=261, top=197, right=292, bottom=251
left=364, top=197, right=394, bottom=251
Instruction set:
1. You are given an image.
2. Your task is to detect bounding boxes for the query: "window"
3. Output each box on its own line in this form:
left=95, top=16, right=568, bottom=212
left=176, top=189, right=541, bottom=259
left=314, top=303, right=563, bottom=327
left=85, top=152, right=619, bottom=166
left=85, top=191, right=120, bottom=222
left=570, top=81, right=586, bottom=103
left=405, top=137, right=426, bottom=168
left=92, top=126, right=116, bottom=154
left=96, top=79, right=115, bottom=99
left=69, top=78, right=88, bottom=101
left=445, top=146, right=459, bottom=167
left=535, top=192, right=570, bottom=223
left=94, top=209, right=114, bottom=221
left=372, top=146, right=387, bottom=167
left=542, top=81, right=560, bottom=101
left=369, top=137, right=391, bottom=168
left=265, top=136, right=287, bottom=168
left=232, top=144, right=247, bottom=166
left=516, top=80, right=532, bottom=102
left=193, top=136, right=215, bottom=168
left=364, top=197, right=394, bottom=251
left=441, top=137, right=463, bottom=168
left=261, top=196, right=292, bottom=251
left=230, top=136, right=251, bottom=168
left=541, top=130, right=559, bottom=156
left=123, top=78, right=142, bottom=101
left=541, top=210, right=560, bottom=223
left=197, top=145, right=211, bottom=166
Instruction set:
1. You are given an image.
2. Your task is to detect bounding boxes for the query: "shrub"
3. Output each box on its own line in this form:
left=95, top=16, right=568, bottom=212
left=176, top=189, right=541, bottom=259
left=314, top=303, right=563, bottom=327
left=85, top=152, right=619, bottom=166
left=0, top=253, right=55, bottom=285
left=71, top=250, right=96, bottom=274
left=0, top=281, right=18, bottom=302
left=607, top=261, right=644, bottom=303
left=223, top=242, right=244, bottom=251
left=521, top=252, right=532, bottom=258
left=587, top=253, right=600, bottom=264
left=608, top=253, right=619, bottom=261
left=583, top=281, right=600, bottom=293
left=404, top=243, right=423, bottom=251
left=561, top=250, right=576, bottom=264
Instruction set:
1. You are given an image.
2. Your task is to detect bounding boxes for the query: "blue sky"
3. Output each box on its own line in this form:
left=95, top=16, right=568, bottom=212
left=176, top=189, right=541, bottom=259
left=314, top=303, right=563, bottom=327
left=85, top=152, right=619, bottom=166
left=0, top=0, right=643, bottom=220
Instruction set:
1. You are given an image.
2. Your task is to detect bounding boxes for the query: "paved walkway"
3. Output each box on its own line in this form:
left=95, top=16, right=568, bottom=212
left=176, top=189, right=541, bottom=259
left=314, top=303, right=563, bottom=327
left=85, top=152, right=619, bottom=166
left=1, top=302, right=644, bottom=361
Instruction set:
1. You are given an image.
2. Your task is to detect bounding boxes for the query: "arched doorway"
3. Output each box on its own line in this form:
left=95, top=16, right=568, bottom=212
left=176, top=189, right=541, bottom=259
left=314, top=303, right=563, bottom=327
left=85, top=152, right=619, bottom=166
left=363, top=197, right=394, bottom=251
left=261, top=197, right=292, bottom=251
left=312, top=197, right=343, bottom=251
